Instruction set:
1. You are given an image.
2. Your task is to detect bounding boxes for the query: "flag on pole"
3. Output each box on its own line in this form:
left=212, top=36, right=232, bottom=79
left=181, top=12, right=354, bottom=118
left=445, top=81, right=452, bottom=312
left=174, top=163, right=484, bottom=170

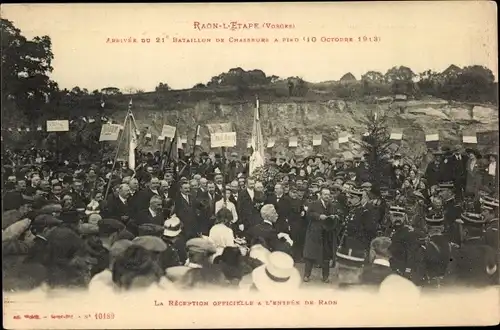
left=129, top=118, right=137, bottom=170
left=249, top=96, right=265, bottom=176
left=195, top=125, right=202, bottom=146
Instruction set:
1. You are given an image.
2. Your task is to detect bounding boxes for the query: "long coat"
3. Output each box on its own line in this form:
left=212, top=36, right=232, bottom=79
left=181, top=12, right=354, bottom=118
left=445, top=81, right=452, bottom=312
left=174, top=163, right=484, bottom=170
left=465, top=160, right=483, bottom=197
left=303, top=199, right=339, bottom=263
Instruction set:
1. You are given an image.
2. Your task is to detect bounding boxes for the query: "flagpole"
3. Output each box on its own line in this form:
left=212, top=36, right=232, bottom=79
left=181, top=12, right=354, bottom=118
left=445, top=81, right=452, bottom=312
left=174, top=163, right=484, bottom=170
left=189, top=124, right=200, bottom=178
left=104, top=111, right=130, bottom=199
left=164, top=117, right=180, bottom=171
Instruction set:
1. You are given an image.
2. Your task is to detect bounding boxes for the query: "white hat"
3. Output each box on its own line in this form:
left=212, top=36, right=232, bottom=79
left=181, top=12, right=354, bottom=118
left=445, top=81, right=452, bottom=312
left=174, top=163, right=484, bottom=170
left=251, top=251, right=301, bottom=291
left=249, top=244, right=271, bottom=264
left=163, top=216, right=182, bottom=237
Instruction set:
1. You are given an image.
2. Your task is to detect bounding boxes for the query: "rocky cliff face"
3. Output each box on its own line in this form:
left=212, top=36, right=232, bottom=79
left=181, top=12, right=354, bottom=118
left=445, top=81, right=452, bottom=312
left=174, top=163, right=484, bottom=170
left=109, top=98, right=498, bottom=160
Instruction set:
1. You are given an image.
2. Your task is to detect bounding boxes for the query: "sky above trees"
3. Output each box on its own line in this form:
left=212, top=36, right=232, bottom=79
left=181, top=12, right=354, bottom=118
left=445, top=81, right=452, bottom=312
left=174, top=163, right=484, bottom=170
left=1, top=2, right=497, bottom=92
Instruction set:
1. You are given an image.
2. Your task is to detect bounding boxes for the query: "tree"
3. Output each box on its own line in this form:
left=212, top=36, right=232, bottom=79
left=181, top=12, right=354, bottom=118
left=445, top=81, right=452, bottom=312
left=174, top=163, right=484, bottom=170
left=268, top=75, right=280, bottom=84
left=193, top=83, right=206, bottom=88
left=1, top=19, right=58, bottom=122
left=361, top=71, right=384, bottom=83
left=155, top=82, right=171, bottom=92
left=359, top=110, right=394, bottom=188
left=384, top=66, right=416, bottom=83
left=385, top=66, right=417, bottom=96
left=295, top=78, right=309, bottom=97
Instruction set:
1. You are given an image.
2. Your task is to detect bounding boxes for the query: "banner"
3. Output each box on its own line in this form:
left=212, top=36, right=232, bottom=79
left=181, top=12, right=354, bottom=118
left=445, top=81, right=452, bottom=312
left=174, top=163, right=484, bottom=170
left=425, top=133, right=439, bottom=142
left=161, top=125, right=176, bottom=139
left=46, top=120, right=69, bottom=132
left=390, top=129, right=403, bottom=141
left=313, top=135, right=322, bottom=146
left=211, top=132, right=237, bottom=148
left=99, top=124, right=121, bottom=141
left=289, top=137, right=298, bottom=147
left=462, top=132, right=477, bottom=144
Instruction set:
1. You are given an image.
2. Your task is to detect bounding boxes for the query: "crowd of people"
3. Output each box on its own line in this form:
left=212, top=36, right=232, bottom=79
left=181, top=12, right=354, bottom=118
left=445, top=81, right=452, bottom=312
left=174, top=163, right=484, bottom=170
left=1, top=142, right=499, bottom=294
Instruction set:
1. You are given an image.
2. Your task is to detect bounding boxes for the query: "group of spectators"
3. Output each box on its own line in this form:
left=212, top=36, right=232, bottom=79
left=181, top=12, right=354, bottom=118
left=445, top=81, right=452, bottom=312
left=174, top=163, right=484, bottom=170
left=2, top=143, right=498, bottom=293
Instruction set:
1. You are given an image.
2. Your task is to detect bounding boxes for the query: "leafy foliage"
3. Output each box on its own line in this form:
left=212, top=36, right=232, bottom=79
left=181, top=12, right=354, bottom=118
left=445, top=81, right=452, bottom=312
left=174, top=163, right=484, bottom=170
left=1, top=18, right=58, bottom=122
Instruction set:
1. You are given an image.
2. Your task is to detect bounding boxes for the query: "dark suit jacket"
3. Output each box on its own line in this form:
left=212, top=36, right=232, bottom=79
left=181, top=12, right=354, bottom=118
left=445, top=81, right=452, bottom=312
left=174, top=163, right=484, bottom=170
left=248, top=221, right=291, bottom=254
left=265, top=194, right=292, bottom=233
left=361, top=263, right=394, bottom=286
left=134, top=188, right=160, bottom=212
left=173, top=193, right=198, bottom=239
left=101, top=195, right=131, bottom=222
left=134, top=208, right=164, bottom=226
left=303, top=199, right=339, bottom=262
left=449, top=154, right=468, bottom=185
left=2, top=190, right=24, bottom=211
left=237, top=189, right=263, bottom=230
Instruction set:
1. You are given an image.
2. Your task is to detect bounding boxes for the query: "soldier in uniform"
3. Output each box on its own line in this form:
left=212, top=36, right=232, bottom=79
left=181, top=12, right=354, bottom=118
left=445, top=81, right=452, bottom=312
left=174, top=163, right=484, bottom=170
left=480, top=195, right=499, bottom=251
left=421, top=211, right=458, bottom=289
left=454, top=211, right=498, bottom=287
left=340, top=187, right=378, bottom=254
left=387, top=205, right=426, bottom=286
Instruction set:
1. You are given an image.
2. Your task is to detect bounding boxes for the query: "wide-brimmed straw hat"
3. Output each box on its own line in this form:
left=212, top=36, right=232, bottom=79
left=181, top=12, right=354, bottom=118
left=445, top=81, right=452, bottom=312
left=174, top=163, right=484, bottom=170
left=251, top=251, right=301, bottom=291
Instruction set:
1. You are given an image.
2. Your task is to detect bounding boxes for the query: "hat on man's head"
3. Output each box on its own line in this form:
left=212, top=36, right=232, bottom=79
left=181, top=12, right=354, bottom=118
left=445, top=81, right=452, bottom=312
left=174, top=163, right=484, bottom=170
left=360, top=182, right=372, bottom=190
left=336, top=246, right=366, bottom=269
left=2, top=219, right=31, bottom=242
left=88, top=214, right=102, bottom=226
left=163, top=216, right=182, bottom=237
left=425, top=212, right=445, bottom=225
left=480, top=195, right=499, bottom=210
left=32, top=214, right=62, bottom=229
left=98, top=218, right=126, bottom=236
left=39, top=203, right=63, bottom=214
left=59, top=210, right=80, bottom=224
left=456, top=212, right=485, bottom=227
left=137, top=224, right=164, bottom=237
left=438, top=182, right=454, bottom=190
left=132, top=235, right=167, bottom=252
left=186, top=237, right=217, bottom=255
left=78, top=223, right=100, bottom=236
left=109, top=239, right=134, bottom=260
left=348, top=187, right=364, bottom=197
left=251, top=251, right=301, bottom=291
